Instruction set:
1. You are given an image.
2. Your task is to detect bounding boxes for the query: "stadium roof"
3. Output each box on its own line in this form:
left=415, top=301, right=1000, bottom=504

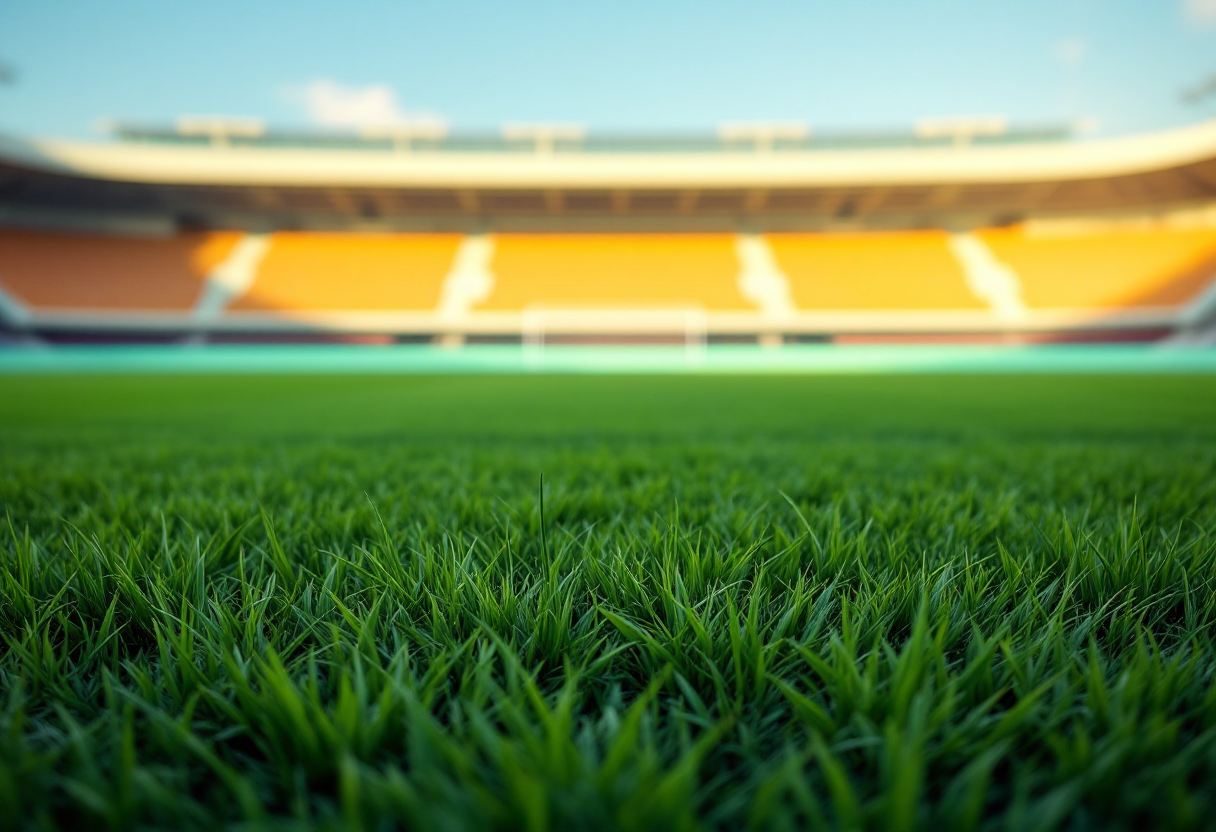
left=1, top=120, right=1215, bottom=230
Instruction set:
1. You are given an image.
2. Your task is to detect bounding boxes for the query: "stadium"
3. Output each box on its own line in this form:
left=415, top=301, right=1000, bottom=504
left=2, top=116, right=1216, bottom=350
left=3, top=3, right=1216, bottom=830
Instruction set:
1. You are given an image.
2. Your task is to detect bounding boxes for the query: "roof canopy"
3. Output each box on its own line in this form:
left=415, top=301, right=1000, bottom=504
left=1, top=121, right=1215, bottom=231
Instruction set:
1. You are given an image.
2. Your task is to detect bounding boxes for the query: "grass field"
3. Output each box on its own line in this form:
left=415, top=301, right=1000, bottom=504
left=3, top=374, right=1216, bottom=831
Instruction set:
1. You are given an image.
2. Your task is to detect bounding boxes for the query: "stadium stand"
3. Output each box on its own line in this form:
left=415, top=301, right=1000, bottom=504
left=479, top=234, right=749, bottom=311
left=230, top=232, right=462, bottom=312
left=0, top=229, right=239, bottom=310
left=765, top=231, right=984, bottom=311
left=3, top=119, right=1216, bottom=341
left=977, top=225, right=1216, bottom=310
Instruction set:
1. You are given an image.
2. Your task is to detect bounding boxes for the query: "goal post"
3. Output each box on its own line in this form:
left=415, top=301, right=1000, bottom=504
left=521, top=307, right=708, bottom=360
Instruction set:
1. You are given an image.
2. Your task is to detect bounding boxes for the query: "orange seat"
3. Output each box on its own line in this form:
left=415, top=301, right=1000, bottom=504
left=978, top=226, right=1216, bottom=309
left=480, top=234, right=750, bottom=310
left=231, top=232, right=462, bottom=312
left=0, top=230, right=239, bottom=310
left=766, top=231, right=983, bottom=311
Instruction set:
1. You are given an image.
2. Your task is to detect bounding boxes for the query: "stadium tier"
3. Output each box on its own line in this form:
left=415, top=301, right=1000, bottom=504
left=767, top=231, right=983, bottom=311
left=977, top=225, right=1216, bottom=310
left=0, top=229, right=240, bottom=310
left=482, top=234, right=746, bottom=311
left=3, top=225, right=1215, bottom=343
left=231, top=232, right=462, bottom=312
left=2, top=120, right=1216, bottom=342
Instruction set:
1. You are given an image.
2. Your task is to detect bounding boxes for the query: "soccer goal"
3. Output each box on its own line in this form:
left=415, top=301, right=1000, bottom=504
left=520, top=306, right=709, bottom=360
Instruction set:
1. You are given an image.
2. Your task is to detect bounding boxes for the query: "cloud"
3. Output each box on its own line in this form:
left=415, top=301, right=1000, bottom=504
left=285, top=80, right=446, bottom=130
left=1184, top=0, right=1216, bottom=28
left=1054, top=38, right=1087, bottom=65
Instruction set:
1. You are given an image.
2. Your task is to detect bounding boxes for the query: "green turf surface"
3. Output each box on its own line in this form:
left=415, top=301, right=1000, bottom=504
left=3, top=374, right=1216, bottom=830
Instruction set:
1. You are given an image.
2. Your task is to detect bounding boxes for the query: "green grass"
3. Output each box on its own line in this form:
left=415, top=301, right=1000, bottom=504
left=2, top=374, right=1216, bottom=831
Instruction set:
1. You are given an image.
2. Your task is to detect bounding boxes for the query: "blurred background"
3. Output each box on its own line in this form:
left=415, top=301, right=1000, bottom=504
left=0, top=0, right=1214, bottom=356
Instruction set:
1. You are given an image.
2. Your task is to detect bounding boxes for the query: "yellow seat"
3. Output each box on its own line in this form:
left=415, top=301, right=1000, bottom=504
left=766, top=231, right=983, bottom=310
left=480, top=234, right=750, bottom=310
left=0, top=230, right=239, bottom=310
left=232, top=232, right=462, bottom=312
left=978, top=226, right=1216, bottom=309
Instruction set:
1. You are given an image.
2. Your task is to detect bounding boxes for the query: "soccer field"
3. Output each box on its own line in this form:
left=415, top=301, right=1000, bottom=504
left=3, top=374, right=1216, bottom=830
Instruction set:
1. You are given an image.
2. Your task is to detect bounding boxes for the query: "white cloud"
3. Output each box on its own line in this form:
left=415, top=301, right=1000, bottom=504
left=1184, top=0, right=1216, bottom=28
left=1054, top=38, right=1087, bottom=65
left=285, top=80, right=446, bottom=130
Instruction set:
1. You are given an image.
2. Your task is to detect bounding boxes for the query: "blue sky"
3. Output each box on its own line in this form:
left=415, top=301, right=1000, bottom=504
left=1, top=0, right=1214, bottom=140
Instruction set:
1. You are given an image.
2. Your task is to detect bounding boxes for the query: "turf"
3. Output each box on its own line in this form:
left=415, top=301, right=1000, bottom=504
left=2, top=374, right=1216, bottom=831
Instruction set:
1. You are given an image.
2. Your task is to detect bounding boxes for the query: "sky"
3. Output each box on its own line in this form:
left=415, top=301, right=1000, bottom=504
left=0, top=0, right=1214, bottom=141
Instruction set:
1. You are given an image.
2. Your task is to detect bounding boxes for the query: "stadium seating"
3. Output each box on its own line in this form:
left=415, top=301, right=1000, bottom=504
left=977, top=225, right=1216, bottom=309
left=0, top=229, right=240, bottom=310
left=765, top=230, right=985, bottom=310
left=230, top=232, right=462, bottom=312
left=478, top=234, right=750, bottom=310
left=4, top=226, right=1215, bottom=332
